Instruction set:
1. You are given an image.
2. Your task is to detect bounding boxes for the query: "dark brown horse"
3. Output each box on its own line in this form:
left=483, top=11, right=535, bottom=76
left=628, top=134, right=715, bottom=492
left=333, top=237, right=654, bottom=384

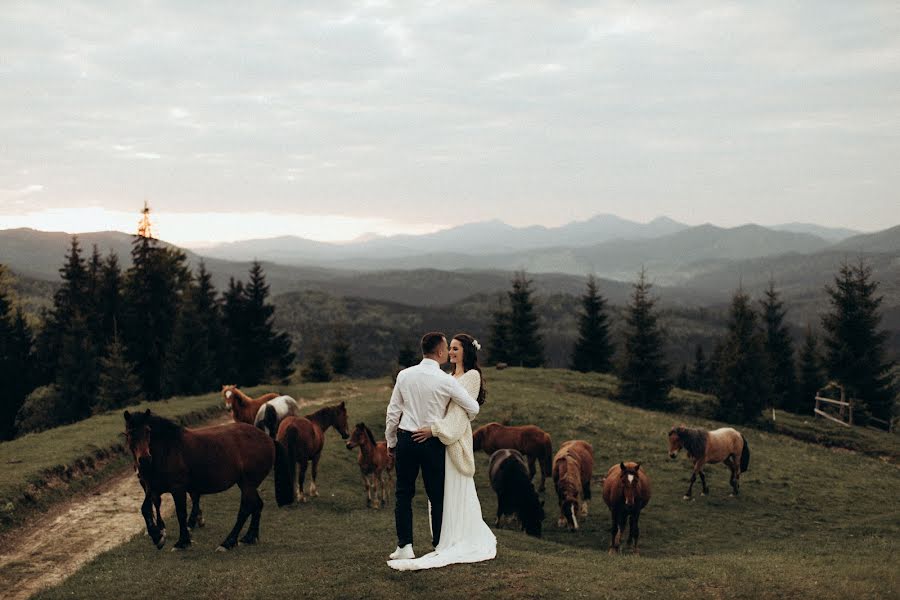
left=552, top=440, right=594, bottom=531
left=488, top=449, right=545, bottom=537
left=124, top=409, right=293, bottom=551
left=273, top=402, right=350, bottom=503
left=668, top=424, right=750, bottom=499
left=602, top=462, right=651, bottom=555
left=474, top=422, right=553, bottom=491
left=222, top=385, right=280, bottom=424
left=345, top=422, right=394, bottom=508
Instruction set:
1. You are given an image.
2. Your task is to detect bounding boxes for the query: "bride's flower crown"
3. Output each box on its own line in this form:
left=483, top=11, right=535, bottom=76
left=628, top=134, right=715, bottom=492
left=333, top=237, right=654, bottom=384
left=472, top=339, right=482, bottom=351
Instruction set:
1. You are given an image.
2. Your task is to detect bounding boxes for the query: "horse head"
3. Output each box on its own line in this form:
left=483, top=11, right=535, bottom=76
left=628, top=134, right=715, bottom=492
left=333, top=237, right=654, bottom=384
left=667, top=424, right=686, bottom=459
left=522, top=497, right=545, bottom=538
left=346, top=422, right=367, bottom=450
left=222, top=385, right=240, bottom=410
left=124, top=409, right=153, bottom=473
left=335, top=402, right=350, bottom=440
left=620, top=462, right=642, bottom=508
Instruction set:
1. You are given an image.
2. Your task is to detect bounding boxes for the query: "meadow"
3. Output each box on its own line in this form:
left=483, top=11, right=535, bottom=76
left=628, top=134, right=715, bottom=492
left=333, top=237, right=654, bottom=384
left=12, top=369, right=900, bottom=599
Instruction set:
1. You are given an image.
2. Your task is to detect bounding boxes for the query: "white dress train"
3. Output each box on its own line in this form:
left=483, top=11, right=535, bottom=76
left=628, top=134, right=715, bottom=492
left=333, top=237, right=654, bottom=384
left=388, top=370, right=496, bottom=570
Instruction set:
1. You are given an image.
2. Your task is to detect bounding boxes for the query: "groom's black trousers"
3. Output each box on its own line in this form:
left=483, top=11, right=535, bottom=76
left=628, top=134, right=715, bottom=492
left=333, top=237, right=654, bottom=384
left=394, top=429, right=446, bottom=548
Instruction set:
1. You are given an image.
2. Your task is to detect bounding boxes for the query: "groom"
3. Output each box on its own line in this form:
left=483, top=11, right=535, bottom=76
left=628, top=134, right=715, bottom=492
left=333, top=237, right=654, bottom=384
left=385, top=332, right=481, bottom=560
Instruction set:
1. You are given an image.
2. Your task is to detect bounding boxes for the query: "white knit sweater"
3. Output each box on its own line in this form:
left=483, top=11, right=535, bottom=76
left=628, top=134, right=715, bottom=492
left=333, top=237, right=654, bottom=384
left=431, top=370, right=480, bottom=477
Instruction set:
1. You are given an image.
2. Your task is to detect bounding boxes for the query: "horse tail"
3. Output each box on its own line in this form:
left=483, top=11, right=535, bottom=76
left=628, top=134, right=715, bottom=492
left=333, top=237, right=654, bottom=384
left=740, top=435, right=750, bottom=473
left=541, top=435, right=553, bottom=478
left=273, top=437, right=294, bottom=507
left=263, top=404, right=279, bottom=439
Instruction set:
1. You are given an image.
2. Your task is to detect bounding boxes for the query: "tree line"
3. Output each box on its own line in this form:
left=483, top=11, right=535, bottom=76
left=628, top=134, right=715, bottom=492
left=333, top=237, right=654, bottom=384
left=485, top=264, right=896, bottom=425
left=0, top=235, right=295, bottom=439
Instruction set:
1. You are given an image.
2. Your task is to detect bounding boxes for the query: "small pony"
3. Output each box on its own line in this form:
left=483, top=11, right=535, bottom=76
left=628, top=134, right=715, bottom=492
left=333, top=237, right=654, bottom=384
left=124, top=409, right=293, bottom=551
left=255, top=394, right=302, bottom=437
left=345, top=422, right=394, bottom=508
left=667, top=424, right=750, bottom=499
left=601, top=462, right=651, bottom=555
left=272, top=402, right=350, bottom=503
left=488, top=449, right=545, bottom=537
left=474, top=422, right=553, bottom=491
left=552, top=440, right=594, bottom=531
left=222, top=385, right=280, bottom=424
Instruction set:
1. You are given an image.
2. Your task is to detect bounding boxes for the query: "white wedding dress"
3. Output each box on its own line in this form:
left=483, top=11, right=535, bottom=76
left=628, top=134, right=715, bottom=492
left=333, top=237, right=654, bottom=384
left=388, top=370, right=497, bottom=570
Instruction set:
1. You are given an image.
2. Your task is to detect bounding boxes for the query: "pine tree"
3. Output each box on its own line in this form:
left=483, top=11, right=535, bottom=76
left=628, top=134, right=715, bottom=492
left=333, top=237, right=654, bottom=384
left=163, top=263, right=224, bottom=396
left=690, top=344, right=710, bottom=393
left=397, top=342, right=418, bottom=368
left=798, top=326, right=824, bottom=415
left=97, top=252, right=122, bottom=344
left=760, top=280, right=798, bottom=412
left=486, top=294, right=511, bottom=366
left=716, top=289, right=770, bottom=424
left=570, top=275, right=614, bottom=373
left=95, top=327, right=142, bottom=413
left=0, top=268, right=34, bottom=439
left=821, top=260, right=896, bottom=422
left=330, top=329, right=352, bottom=376
left=301, top=347, right=333, bottom=382
left=221, top=277, right=247, bottom=381
left=676, top=364, right=690, bottom=389
left=618, top=268, right=670, bottom=408
left=507, top=271, right=544, bottom=367
left=120, top=235, right=190, bottom=400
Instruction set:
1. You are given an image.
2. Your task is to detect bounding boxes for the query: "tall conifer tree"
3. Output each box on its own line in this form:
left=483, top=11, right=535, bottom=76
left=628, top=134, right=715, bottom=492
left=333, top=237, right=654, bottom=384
left=507, top=271, right=544, bottom=368
left=487, top=294, right=511, bottom=365
left=716, top=289, right=770, bottom=424
left=798, top=326, right=824, bottom=415
left=691, top=344, right=711, bottom=393
left=618, top=268, right=670, bottom=408
left=760, top=281, right=798, bottom=411
left=571, top=275, right=614, bottom=373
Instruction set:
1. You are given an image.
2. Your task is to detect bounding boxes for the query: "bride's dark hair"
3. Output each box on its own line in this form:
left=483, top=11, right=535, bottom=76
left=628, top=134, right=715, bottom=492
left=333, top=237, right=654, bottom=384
left=453, top=333, right=486, bottom=405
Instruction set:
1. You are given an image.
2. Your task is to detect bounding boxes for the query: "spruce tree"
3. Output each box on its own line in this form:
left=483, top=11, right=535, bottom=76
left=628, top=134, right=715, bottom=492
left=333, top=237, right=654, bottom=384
left=507, top=271, right=544, bottom=368
left=98, top=252, right=122, bottom=344
left=798, top=326, right=824, bottom=415
left=691, top=344, right=710, bottom=393
left=95, top=328, right=142, bottom=413
left=330, top=329, right=352, bottom=376
left=618, top=268, right=670, bottom=408
left=570, top=275, right=614, bottom=373
left=301, top=347, right=333, bottom=382
left=0, top=268, right=34, bottom=439
left=676, top=365, right=690, bottom=389
left=486, top=294, right=511, bottom=365
left=821, top=260, right=896, bottom=422
left=398, top=342, right=418, bottom=368
left=221, top=277, right=247, bottom=381
left=760, top=281, right=798, bottom=412
left=716, top=289, right=770, bottom=424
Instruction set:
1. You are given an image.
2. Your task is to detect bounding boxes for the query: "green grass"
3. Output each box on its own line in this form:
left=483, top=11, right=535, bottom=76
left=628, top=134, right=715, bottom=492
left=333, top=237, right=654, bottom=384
left=0, top=380, right=369, bottom=533
left=30, top=368, right=899, bottom=600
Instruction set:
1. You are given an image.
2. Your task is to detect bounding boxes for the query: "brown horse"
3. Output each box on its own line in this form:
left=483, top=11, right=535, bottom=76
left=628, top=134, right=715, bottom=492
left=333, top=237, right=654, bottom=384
left=123, top=409, right=293, bottom=551
left=345, top=422, right=394, bottom=508
left=222, top=385, right=280, bottom=424
left=602, top=462, right=651, bottom=555
left=273, top=402, right=350, bottom=503
left=473, top=422, right=553, bottom=491
left=667, top=424, right=750, bottom=499
left=552, top=440, right=594, bottom=531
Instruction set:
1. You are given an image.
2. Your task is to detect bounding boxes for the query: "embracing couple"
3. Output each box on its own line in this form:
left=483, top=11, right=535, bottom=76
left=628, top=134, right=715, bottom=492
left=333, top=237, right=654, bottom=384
left=385, top=332, right=497, bottom=571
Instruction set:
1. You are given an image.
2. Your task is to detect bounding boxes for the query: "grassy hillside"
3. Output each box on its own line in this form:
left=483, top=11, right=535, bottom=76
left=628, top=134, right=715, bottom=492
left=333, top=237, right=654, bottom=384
left=32, top=369, right=900, bottom=600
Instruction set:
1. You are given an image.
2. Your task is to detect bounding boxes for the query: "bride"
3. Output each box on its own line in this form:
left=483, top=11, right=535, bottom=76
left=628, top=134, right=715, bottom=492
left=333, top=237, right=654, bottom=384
left=387, top=333, right=497, bottom=570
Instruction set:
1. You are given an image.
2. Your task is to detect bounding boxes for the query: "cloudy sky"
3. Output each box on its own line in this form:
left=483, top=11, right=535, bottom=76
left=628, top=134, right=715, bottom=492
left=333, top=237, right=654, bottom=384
left=1, top=1, right=898, bottom=245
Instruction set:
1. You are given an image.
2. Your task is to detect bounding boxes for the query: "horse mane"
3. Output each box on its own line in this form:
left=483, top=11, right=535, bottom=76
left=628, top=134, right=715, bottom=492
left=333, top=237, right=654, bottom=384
left=556, top=455, right=580, bottom=497
left=677, top=427, right=708, bottom=459
left=131, top=413, right=184, bottom=441
left=362, top=424, right=376, bottom=447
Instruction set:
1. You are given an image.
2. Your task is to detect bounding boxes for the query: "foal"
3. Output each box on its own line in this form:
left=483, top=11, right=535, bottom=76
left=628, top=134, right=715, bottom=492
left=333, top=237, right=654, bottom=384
left=345, top=422, right=394, bottom=508
left=275, top=402, right=350, bottom=503
left=602, top=462, right=651, bottom=555
left=667, top=424, right=750, bottom=499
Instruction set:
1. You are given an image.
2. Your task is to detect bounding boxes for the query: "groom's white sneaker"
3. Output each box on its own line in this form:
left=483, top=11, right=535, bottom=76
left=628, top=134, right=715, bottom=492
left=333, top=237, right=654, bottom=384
left=389, top=544, right=415, bottom=560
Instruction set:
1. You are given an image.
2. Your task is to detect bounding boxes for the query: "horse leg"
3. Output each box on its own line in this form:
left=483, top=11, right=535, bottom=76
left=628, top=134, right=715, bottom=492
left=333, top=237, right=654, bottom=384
left=727, top=457, right=740, bottom=496
left=187, top=493, right=204, bottom=529
left=298, top=458, right=309, bottom=502
left=239, top=489, right=263, bottom=545
left=309, top=453, right=320, bottom=497
left=527, top=456, right=537, bottom=482
left=608, top=511, right=620, bottom=555
left=218, top=491, right=253, bottom=551
left=172, top=490, right=192, bottom=550
left=141, top=490, right=165, bottom=549
left=684, top=462, right=701, bottom=500
left=699, top=470, right=708, bottom=496
left=581, top=480, right=591, bottom=517
left=152, top=492, right=165, bottom=537
left=630, top=510, right=641, bottom=556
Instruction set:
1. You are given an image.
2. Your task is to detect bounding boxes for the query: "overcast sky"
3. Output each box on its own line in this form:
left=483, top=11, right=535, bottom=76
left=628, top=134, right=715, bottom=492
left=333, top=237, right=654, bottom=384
left=1, top=1, right=898, bottom=244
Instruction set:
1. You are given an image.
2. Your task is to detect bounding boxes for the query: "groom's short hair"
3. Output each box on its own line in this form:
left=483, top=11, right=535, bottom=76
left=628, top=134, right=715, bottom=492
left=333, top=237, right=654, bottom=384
left=421, top=332, right=447, bottom=356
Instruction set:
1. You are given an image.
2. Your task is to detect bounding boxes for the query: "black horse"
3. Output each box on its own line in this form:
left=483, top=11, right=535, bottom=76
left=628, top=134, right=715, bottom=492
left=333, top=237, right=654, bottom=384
left=488, top=449, right=545, bottom=537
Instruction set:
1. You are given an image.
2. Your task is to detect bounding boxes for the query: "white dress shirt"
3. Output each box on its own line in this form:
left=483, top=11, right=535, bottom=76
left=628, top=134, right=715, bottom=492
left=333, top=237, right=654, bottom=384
left=385, top=358, right=481, bottom=448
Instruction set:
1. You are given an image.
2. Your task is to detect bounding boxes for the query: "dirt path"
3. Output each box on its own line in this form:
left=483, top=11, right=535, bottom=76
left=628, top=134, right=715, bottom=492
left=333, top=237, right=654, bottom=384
left=0, top=393, right=353, bottom=600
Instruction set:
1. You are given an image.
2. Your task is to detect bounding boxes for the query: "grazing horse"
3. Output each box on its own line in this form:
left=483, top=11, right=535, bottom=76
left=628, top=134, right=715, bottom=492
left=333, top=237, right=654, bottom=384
left=345, top=422, right=394, bottom=508
left=222, top=385, right=280, bottom=424
left=488, top=449, right=545, bottom=537
left=667, top=424, right=750, bottom=499
left=474, top=422, right=553, bottom=491
left=552, top=440, right=594, bottom=531
left=123, top=409, right=293, bottom=551
left=602, top=462, right=651, bottom=555
left=272, top=402, right=350, bottom=503
left=254, top=394, right=302, bottom=437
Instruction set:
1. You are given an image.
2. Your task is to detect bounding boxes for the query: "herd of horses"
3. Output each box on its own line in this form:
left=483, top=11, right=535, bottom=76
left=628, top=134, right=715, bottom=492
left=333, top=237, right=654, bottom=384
left=122, top=385, right=750, bottom=556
